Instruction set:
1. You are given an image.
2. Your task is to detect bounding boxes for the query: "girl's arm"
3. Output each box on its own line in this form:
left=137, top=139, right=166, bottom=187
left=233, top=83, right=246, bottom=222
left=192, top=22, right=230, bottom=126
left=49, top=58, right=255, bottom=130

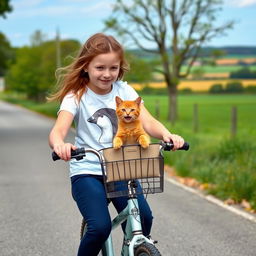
left=140, top=104, right=184, bottom=150
left=48, top=110, right=77, bottom=161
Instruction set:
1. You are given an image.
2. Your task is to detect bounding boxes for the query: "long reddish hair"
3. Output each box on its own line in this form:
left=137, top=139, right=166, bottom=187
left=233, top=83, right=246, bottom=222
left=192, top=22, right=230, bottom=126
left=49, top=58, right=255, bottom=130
left=48, top=33, right=129, bottom=102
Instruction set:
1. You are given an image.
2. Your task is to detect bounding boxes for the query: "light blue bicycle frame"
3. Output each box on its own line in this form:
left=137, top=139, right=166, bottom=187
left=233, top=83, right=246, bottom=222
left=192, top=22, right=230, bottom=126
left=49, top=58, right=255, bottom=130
left=101, top=187, right=154, bottom=256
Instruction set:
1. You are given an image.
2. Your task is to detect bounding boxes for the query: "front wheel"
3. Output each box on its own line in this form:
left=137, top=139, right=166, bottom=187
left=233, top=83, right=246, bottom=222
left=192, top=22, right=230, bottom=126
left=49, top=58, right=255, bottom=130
left=134, top=242, right=161, bottom=256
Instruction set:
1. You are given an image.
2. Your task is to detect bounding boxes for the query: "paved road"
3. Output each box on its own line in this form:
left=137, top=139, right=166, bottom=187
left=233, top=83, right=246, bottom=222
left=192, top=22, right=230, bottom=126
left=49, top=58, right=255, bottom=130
left=1, top=100, right=256, bottom=256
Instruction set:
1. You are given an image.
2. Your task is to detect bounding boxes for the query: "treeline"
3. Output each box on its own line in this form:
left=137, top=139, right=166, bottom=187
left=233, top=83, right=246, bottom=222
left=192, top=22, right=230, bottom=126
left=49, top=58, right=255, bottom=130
left=199, top=46, right=256, bottom=56
left=5, top=39, right=81, bottom=101
left=209, top=81, right=256, bottom=94
left=2, top=31, right=155, bottom=102
left=128, top=46, right=256, bottom=60
left=230, top=67, right=256, bottom=79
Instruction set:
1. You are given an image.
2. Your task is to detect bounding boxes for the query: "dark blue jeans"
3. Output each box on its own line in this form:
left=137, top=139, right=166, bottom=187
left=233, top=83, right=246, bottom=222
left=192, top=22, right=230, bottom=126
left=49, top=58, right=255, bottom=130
left=71, top=175, right=153, bottom=256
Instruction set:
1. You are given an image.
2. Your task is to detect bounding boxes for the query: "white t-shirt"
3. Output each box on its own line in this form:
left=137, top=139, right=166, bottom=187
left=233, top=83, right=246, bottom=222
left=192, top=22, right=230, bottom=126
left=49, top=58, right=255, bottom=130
left=58, top=80, right=140, bottom=177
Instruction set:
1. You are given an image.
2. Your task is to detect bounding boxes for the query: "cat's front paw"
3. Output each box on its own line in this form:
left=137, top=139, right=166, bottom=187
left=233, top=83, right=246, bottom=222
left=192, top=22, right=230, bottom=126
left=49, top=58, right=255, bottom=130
left=138, top=135, right=150, bottom=148
left=113, top=137, right=123, bottom=149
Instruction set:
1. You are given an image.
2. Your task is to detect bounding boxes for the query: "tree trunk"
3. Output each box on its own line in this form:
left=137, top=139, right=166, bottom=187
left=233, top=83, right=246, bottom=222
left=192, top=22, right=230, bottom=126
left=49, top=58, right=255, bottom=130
left=167, top=84, right=178, bottom=124
left=160, top=52, right=178, bottom=123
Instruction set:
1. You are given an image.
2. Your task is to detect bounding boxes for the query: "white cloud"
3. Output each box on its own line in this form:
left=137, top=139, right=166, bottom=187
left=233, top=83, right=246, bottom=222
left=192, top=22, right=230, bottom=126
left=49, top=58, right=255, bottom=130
left=61, top=0, right=91, bottom=2
left=13, top=0, right=46, bottom=8
left=226, top=0, right=256, bottom=7
left=11, top=1, right=113, bottom=18
left=11, top=33, right=24, bottom=39
left=80, top=2, right=113, bottom=14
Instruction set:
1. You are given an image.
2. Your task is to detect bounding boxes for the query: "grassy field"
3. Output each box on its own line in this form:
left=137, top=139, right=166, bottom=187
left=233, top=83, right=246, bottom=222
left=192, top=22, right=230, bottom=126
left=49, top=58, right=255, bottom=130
left=182, top=65, right=256, bottom=73
left=143, top=94, right=256, bottom=136
left=1, top=92, right=256, bottom=210
left=3, top=93, right=255, bottom=137
left=143, top=94, right=256, bottom=210
left=131, top=79, right=256, bottom=91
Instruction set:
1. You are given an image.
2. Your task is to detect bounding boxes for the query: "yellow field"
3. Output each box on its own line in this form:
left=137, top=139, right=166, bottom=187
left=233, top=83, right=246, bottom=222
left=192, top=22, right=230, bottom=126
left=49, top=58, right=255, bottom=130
left=131, top=79, right=256, bottom=92
left=215, top=58, right=256, bottom=65
left=188, top=73, right=230, bottom=79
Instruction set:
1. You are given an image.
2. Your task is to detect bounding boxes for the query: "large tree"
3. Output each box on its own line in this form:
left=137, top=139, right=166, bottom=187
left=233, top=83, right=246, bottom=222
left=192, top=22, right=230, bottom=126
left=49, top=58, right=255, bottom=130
left=105, top=0, right=234, bottom=122
left=0, top=32, right=14, bottom=76
left=6, top=36, right=80, bottom=101
left=0, top=0, right=12, bottom=18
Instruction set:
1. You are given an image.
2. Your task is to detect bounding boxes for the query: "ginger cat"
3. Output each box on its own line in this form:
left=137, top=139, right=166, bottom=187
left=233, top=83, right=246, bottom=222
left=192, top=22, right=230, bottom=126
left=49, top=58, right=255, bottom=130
left=113, top=96, right=150, bottom=149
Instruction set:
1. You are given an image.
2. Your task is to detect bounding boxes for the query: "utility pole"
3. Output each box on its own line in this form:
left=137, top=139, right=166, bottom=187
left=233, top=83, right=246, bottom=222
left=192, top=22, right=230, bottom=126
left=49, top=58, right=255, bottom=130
left=56, top=27, right=61, bottom=68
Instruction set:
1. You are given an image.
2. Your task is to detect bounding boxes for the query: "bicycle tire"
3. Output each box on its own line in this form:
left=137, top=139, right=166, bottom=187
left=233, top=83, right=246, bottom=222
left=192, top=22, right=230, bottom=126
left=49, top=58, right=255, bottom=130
left=134, top=242, right=161, bottom=256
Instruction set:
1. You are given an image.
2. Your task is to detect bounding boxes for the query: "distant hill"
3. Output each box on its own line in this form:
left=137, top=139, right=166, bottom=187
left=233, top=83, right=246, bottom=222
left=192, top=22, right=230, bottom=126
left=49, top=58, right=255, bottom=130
left=199, top=46, right=256, bottom=56
left=127, top=46, right=256, bottom=60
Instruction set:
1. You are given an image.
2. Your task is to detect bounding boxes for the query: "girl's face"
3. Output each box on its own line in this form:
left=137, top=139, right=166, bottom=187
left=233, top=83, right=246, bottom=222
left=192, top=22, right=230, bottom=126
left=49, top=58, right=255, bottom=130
left=86, top=52, right=121, bottom=95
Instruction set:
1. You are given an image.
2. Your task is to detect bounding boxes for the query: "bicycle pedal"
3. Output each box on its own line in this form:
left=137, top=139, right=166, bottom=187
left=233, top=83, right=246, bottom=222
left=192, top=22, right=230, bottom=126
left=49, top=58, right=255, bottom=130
left=147, top=235, right=158, bottom=244
left=150, top=238, right=158, bottom=244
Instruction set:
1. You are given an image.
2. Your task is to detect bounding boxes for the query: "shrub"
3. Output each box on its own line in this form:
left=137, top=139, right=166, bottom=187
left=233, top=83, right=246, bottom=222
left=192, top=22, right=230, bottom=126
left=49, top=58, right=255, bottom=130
left=230, top=67, right=256, bottom=79
left=209, top=83, right=224, bottom=94
left=191, top=68, right=205, bottom=79
left=179, top=88, right=193, bottom=94
left=206, top=138, right=256, bottom=202
left=140, top=86, right=168, bottom=95
left=225, top=81, right=244, bottom=93
left=244, top=85, right=256, bottom=94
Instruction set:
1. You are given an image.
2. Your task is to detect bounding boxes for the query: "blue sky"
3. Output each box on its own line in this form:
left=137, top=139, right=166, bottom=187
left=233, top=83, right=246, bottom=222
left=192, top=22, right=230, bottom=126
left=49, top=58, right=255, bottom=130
left=1, top=0, right=256, bottom=48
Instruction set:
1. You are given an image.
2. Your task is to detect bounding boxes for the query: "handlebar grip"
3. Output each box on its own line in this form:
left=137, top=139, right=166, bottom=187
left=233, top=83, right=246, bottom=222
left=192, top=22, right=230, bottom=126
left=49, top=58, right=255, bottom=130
left=52, top=148, right=85, bottom=161
left=162, top=141, right=190, bottom=151
left=180, top=142, right=190, bottom=151
left=52, top=151, right=60, bottom=161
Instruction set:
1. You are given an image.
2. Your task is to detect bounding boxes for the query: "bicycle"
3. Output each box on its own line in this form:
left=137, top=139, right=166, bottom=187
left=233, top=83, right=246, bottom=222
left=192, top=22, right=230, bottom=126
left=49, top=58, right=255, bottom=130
left=52, top=141, right=189, bottom=256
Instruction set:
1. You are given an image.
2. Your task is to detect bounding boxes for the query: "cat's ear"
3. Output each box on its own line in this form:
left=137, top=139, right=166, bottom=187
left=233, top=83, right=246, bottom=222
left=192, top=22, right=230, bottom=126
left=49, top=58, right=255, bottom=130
left=135, top=97, right=142, bottom=106
left=115, top=96, right=123, bottom=106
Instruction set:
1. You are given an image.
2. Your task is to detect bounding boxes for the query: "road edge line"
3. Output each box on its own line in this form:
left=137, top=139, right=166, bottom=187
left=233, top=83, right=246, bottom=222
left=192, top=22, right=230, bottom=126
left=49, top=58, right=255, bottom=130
left=166, top=176, right=256, bottom=223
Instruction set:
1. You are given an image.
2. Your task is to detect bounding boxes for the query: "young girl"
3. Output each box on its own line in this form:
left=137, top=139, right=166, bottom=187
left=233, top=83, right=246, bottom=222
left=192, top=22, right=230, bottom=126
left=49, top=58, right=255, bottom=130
left=48, top=33, right=184, bottom=256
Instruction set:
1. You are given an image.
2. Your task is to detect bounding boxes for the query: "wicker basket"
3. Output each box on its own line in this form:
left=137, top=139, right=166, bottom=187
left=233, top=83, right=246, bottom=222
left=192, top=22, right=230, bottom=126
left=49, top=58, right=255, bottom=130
left=100, top=143, right=164, bottom=198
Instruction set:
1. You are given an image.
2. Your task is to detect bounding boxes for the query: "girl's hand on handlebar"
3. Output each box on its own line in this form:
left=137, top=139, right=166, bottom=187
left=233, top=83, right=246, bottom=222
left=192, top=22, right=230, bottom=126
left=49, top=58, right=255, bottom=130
left=163, top=133, right=185, bottom=151
left=53, top=143, right=77, bottom=161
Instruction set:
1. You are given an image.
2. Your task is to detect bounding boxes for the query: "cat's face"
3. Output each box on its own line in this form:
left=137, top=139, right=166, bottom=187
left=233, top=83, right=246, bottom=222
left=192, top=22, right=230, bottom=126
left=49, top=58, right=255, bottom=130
left=115, top=96, right=141, bottom=123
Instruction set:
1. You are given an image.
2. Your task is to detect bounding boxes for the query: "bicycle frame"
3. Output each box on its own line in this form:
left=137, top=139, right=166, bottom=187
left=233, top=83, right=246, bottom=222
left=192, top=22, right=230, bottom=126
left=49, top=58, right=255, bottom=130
left=77, top=148, right=153, bottom=255
left=101, top=184, right=153, bottom=256
left=80, top=184, right=154, bottom=256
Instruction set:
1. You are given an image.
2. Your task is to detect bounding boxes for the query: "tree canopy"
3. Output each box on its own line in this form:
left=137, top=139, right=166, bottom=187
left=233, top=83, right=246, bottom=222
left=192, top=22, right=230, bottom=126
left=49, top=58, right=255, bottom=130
left=6, top=36, right=81, bottom=101
left=0, top=0, right=12, bottom=18
left=0, top=32, right=14, bottom=76
left=105, top=0, right=234, bottom=122
left=124, top=52, right=156, bottom=83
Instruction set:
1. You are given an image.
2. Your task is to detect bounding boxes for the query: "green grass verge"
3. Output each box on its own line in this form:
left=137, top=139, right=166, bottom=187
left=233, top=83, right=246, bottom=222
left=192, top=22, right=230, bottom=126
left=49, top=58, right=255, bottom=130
left=0, top=92, right=59, bottom=118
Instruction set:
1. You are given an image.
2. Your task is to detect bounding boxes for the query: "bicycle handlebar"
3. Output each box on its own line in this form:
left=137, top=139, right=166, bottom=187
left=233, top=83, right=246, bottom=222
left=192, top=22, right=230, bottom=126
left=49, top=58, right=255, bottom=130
left=161, top=141, right=190, bottom=151
left=52, top=141, right=189, bottom=161
left=52, top=147, right=86, bottom=161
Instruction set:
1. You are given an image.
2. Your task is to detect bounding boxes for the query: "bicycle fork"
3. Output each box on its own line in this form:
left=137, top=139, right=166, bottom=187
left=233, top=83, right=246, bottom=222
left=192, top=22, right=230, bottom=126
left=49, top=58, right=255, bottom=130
left=101, top=196, right=153, bottom=256
left=121, top=197, right=153, bottom=256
